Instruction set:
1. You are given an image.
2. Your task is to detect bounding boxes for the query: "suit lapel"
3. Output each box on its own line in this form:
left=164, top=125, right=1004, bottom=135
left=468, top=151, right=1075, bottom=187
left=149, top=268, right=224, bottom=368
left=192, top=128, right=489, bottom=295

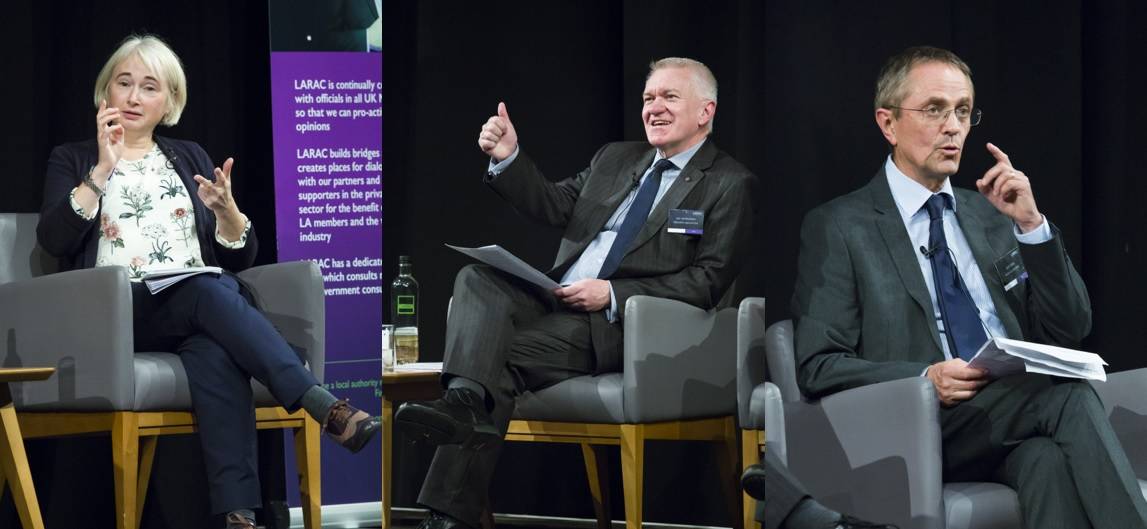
left=586, top=150, right=654, bottom=236
left=868, top=173, right=945, bottom=351
left=625, top=140, right=714, bottom=253
left=552, top=149, right=653, bottom=272
left=953, top=193, right=1024, bottom=339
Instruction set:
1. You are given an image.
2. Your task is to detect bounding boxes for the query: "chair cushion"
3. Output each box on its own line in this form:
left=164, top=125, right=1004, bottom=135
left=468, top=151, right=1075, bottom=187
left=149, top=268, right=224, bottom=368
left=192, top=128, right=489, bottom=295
left=512, top=373, right=624, bottom=423
left=133, top=353, right=277, bottom=411
left=943, top=482, right=1022, bottom=529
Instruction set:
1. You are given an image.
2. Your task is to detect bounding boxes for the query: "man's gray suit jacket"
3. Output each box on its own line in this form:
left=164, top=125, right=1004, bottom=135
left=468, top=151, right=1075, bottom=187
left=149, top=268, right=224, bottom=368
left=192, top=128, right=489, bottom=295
left=486, top=139, right=756, bottom=373
left=793, top=167, right=1091, bottom=399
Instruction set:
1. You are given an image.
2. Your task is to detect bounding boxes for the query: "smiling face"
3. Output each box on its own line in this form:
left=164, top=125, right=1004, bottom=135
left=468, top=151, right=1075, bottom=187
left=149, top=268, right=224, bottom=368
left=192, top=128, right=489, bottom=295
left=642, top=66, right=715, bottom=158
left=877, top=61, right=974, bottom=189
left=105, top=54, right=169, bottom=137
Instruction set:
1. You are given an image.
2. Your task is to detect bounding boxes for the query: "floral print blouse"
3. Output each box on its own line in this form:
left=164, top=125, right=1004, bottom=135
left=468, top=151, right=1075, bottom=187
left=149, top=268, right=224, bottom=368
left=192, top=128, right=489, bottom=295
left=72, top=145, right=248, bottom=280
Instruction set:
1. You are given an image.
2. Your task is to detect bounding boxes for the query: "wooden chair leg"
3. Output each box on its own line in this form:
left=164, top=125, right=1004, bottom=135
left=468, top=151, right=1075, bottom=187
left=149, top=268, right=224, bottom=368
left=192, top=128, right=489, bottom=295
left=294, top=415, right=322, bottom=529
left=581, top=442, right=612, bottom=529
left=0, top=384, right=45, bottom=529
left=741, top=430, right=762, bottom=529
left=111, top=412, right=140, bottom=529
left=620, top=424, right=644, bottom=529
left=714, top=418, right=743, bottom=529
left=136, top=436, right=159, bottom=524
left=381, top=397, right=393, bottom=529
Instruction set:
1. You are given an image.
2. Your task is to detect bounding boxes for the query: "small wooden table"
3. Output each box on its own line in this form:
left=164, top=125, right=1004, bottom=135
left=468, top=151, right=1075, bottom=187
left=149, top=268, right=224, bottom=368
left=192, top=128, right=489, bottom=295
left=0, top=367, right=55, bottom=529
left=381, top=368, right=443, bottom=529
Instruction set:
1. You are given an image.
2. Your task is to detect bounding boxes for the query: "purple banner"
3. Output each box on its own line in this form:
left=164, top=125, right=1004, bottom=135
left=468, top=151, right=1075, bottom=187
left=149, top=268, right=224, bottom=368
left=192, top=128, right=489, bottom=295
left=270, top=51, right=382, bottom=506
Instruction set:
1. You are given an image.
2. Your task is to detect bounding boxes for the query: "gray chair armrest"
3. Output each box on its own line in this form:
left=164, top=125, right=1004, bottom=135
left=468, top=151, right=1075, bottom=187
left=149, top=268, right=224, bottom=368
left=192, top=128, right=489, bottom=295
left=0, top=267, right=136, bottom=410
left=751, top=381, right=786, bottom=465
left=621, top=295, right=737, bottom=423
left=785, top=377, right=945, bottom=529
left=764, top=320, right=801, bottom=403
left=238, top=261, right=326, bottom=384
left=1090, top=367, right=1147, bottom=479
left=737, top=297, right=767, bottom=426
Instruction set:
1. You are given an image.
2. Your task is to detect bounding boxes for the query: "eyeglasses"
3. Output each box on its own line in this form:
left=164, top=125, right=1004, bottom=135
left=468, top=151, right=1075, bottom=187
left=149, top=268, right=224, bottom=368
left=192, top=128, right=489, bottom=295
left=890, top=105, right=982, bottom=127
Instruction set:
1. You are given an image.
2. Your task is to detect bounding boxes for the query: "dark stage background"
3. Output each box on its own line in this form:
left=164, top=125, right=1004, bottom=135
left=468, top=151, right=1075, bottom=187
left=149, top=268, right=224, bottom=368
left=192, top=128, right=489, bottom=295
left=382, top=0, right=1147, bottom=525
left=1, top=0, right=1145, bottom=527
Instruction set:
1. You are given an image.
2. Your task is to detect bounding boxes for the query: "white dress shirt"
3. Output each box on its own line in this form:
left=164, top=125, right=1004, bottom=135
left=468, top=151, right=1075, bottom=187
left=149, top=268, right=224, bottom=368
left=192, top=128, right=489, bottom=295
left=883, top=156, right=1051, bottom=359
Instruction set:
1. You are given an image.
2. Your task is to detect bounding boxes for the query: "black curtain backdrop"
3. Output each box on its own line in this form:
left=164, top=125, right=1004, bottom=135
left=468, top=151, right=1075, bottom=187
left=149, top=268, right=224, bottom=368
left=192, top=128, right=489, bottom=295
left=382, top=0, right=1147, bottom=525
left=1, top=0, right=1145, bottom=527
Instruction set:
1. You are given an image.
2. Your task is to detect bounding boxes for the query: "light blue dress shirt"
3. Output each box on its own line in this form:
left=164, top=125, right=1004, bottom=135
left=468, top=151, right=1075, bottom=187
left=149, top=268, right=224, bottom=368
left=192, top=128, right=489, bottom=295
left=490, top=140, right=707, bottom=320
left=883, top=156, right=1051, bottom=360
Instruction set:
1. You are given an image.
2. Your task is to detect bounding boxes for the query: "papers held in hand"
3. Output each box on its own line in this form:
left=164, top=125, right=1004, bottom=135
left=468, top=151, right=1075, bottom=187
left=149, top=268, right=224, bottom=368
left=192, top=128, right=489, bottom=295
left=143, top=266, right=223, bottom=294
left=968, top=337, right=1108, bottom=381
left=446, top=244, right=560, bottom=290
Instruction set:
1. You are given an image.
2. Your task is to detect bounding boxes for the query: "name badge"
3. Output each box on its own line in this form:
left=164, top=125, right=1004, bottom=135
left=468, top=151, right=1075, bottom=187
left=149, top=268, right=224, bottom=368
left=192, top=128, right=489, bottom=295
left=667, top=209, right=704, bottom=235
left=994, top=247, right=1028, bottom=292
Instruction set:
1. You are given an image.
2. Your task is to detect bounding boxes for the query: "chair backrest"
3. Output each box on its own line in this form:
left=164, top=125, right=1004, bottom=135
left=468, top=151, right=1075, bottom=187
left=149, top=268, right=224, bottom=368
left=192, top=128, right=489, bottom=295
left=764, top=319, right=802, bottom=403
left=0, top=213, right=57, bottom=284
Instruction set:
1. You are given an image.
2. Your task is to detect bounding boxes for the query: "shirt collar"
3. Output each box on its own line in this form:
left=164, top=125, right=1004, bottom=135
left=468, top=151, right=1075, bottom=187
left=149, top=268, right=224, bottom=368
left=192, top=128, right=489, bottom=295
left=654, top=138, right=706, bottom=172
left=884, top=155, right=956, bottom=222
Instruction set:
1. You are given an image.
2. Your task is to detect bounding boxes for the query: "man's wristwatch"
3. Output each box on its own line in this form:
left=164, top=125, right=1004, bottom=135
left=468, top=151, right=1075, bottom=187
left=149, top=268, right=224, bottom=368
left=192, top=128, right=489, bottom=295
left=82, top=166, right=106, bottom=197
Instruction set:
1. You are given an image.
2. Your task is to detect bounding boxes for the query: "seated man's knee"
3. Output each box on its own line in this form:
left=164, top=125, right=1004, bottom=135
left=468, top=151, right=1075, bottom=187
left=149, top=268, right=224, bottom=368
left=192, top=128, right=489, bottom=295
left=1051, top=379, right=1104, bottom=410
left=1013, top=437, right=1066, bottom=467
left=453, top=264, right=503, bottom=296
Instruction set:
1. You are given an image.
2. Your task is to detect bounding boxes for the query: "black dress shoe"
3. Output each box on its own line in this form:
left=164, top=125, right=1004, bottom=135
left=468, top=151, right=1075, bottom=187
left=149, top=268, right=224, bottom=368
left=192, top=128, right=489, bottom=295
left=395, top=388, right=499, bottom=447
left=417, top=510, right=473, bottom=529
left=740, top=462, right=766, bottom=501
left=835, top=515, right=899, bottom=529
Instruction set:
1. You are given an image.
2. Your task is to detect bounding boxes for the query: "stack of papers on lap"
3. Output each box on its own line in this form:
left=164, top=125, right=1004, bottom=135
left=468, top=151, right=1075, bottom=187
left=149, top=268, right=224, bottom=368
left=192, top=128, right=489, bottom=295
left=968, top=337, right=1107, bottom=381
left=143, top=266, right=223, bottom=294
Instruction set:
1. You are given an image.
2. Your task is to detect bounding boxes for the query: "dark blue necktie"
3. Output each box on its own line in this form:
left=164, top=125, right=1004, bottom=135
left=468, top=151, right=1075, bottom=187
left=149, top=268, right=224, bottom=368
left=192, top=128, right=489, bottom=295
left=924, top=194, right=988, bottom=361
left=598, top=159, right=675, bottom=279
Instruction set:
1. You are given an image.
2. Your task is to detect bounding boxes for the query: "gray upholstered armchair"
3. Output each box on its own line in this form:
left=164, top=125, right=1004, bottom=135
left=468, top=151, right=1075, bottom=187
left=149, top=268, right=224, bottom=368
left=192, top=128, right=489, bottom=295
left=506, top=294, right=743, bottom=529
left=0, top=213, right=324, bottom=529
left=737, top=307, right=1147, bottom=529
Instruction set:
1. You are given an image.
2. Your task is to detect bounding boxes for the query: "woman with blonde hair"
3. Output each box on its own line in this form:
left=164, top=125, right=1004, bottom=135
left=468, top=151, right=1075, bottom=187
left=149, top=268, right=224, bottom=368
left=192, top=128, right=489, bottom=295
left=36, top=34, right=379, bottom=529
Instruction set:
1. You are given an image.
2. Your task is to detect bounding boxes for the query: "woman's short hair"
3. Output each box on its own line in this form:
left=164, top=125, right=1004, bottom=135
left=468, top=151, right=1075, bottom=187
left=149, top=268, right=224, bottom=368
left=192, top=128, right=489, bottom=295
left=93, top=35, right=188, bottom=126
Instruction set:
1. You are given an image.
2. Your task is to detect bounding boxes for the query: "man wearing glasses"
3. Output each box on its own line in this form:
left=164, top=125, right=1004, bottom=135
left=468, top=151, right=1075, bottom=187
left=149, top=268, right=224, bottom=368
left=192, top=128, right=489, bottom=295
left=788, top=46, right=1147, bottom=528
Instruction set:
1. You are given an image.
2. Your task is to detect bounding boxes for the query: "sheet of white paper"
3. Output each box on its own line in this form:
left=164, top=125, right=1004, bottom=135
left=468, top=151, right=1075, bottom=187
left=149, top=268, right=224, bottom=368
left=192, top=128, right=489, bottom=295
left=967, top=341, right=1026, bottom=377
left=392, top=361, right=443, bottom=373
left=995, top=337, right=1107, bottom=367
left=968, top=337, right=1107, bottom=381
left=1023, top=360, right=1107, bottom=381
left=142, top=266, right=224, bottom=294
left=446, top=244, right=560, bottom=290
left=1005, top=349, right=1107, bottom=380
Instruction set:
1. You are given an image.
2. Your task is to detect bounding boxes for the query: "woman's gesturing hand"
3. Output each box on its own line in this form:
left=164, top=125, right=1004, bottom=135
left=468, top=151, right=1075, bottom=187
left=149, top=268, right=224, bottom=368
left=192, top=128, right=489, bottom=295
left=94, top=99, right=124, bottom=184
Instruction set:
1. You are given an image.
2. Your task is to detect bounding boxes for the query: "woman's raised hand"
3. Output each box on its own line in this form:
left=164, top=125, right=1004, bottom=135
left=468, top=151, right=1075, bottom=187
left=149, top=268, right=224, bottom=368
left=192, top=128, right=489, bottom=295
left=95, top=99, right=125, bottom=183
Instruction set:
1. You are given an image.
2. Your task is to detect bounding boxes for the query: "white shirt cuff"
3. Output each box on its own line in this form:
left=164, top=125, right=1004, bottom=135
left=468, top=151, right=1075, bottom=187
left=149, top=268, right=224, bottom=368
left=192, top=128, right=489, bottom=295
left=605, top=281, right=618, bottom=323
left=1014, top=215, right=1052, bottom=245
left=215, top=215, right=251, bottom=249
left=487, top=145, right=521, bottom=175
left=69, top=188, right=97, bottom=220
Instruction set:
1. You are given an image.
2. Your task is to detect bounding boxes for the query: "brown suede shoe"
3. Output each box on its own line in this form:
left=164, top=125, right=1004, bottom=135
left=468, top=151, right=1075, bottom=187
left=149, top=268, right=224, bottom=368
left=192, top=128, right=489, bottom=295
left=225, top=512, right=256, bottom=529
left=323, top=399, right=381, bottom=453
